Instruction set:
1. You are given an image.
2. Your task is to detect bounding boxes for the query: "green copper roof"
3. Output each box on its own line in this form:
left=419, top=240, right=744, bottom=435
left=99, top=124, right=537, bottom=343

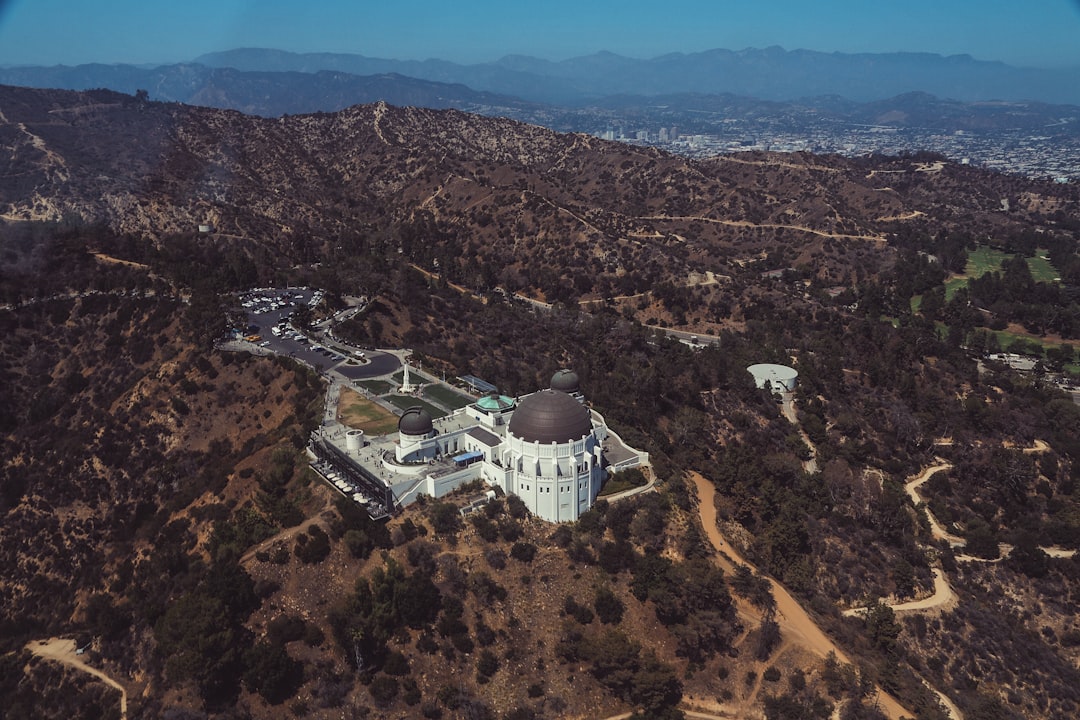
left=476, top=393, right=515, bottom=411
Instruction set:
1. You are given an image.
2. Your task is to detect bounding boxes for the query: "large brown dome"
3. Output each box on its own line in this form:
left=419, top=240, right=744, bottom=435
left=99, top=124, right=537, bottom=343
left=508, top=390, right=592, bottom=444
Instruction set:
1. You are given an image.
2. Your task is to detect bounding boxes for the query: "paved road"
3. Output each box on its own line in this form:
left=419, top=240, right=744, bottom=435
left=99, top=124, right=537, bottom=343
left=238, top=291, right=400, bottom=380
left=335, top=352, right=400, bottom=380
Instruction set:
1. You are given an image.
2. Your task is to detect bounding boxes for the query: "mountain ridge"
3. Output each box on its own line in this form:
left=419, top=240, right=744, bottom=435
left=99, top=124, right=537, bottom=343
left=191, top=45, right=1080, bottom=105
left=2, top=83, right=1075, bottom=308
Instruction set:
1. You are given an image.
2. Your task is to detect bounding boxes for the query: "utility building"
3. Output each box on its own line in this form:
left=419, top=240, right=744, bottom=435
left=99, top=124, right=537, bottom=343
left=748, top=363, right=799, bottom=395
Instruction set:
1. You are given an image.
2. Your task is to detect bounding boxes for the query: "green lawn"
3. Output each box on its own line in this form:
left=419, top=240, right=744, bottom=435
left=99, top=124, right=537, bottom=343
left=1027, top=250, right=1060, bottom=283
left=598, top=468, right=649, bottom=497
left=423, top=384, right=475, bottom=411
left=393, top=368, right=434, bottom=385
left=945, top=246, right=1061, bottom=300
left=356, top=379, right=395, bottom=395
left=963, top=326, right=1077, bottom=364
left=944, top=277, right=968, bottom=301
left=385, top=394, right=447, bottom=418
left=966, top=246, right=1011, bottom=276
left=943, top=246, right=1010, bottom=300
left=938, top=322, right=1038, bottom=354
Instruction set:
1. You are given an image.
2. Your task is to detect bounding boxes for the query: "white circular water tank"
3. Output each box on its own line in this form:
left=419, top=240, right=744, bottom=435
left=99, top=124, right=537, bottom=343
left=747, top=363, right=798, bottom=394
left=346, top=429, right=365, bottom=450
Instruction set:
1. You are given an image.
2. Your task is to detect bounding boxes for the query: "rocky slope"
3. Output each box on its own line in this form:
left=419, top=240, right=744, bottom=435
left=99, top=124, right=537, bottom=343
left=2, top=84, right=1076, bottom=309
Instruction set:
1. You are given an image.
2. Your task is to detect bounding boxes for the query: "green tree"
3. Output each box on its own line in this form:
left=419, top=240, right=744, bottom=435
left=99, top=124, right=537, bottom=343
left=892, top=559, right=916, bottom=599
left=369, top=674, right=399, bottom=706
left=242, top=641, right=303, bottom=704
left=630, top=651, right=683, bottom=715
left=579, top=629, right=641, bottom=698
left=154, top=592, right=250, bottom=702
left=864, top=600, right=901, bottom=655
left=594, top=587, right=625, bottom=625
left=476, top=649, right=500, bottom=678
left=429, top=502, right=462, bottom=535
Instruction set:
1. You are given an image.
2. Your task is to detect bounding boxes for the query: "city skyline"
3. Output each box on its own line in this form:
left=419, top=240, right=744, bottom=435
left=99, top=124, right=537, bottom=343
left=1, top=0, right=1080, bottom=69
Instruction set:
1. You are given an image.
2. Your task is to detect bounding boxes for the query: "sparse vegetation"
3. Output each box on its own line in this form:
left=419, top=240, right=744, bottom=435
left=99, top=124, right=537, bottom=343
left=2, top=86, right=1079, bottom=720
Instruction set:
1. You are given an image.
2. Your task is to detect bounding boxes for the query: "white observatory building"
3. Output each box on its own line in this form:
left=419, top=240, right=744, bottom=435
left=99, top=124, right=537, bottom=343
left=503, top=384, right=604, bottom=522
left=312, top=368, right=647, bottom=523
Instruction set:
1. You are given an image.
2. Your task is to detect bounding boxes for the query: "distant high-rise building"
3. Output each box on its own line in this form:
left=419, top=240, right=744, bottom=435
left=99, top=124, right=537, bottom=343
left=659, top=127, right=669, bottom=142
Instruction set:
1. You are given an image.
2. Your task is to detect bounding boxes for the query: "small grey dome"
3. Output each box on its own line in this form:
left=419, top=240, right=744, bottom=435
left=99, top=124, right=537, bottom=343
left=398, top=407, right=433, bottom=436
left=509, top=390, right=592, bottom=444
left=550, top=369, right=580, bottom=394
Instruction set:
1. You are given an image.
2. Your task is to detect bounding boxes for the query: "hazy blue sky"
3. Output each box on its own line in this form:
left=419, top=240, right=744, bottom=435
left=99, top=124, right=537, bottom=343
left=1, top=0, right=1079, bottom=68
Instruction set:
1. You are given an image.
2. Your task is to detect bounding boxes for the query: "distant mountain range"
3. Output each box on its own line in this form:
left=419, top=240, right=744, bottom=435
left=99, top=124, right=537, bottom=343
left=0, top=64, right=537, bottom=118
left=2, top=49, right=1079, bottom=142
left=193, top=46, right=1080, bottom=106
left=2, top=47, right=1080, bottom=110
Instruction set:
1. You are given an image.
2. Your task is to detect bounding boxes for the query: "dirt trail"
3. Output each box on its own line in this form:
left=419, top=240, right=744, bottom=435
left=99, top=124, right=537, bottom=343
left=639, top=214, right=885, bottom=242
left=92, top=252, right=150, bottom=270
left=843, top=568, right=957, bottom=617
left=240, top=492, right=332, bottom=564
left=690, top=472, right=913, bottom=720
left=780, top=392, right=818, bottom=474
left=904, top=462, right=964, bottom=546
left=889, top=568, right=957, bottom=613
left=26, top=638, right=127, bottom=719
left=407, top=263, right=482, bottom=300
left=1023, top=439, right=1050, bottom=454
left=905, top=452, right=1075, bottom=559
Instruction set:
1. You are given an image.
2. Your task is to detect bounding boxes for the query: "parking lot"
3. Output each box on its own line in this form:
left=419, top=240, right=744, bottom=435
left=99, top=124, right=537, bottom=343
left=237, top=288, right=400, bottom=380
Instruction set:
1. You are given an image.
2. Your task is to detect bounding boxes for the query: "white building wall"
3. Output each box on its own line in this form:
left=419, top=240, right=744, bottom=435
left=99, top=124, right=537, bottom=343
left=424, top=465, right=482, bottom=498
left=504, top=432, right=600, bottom=522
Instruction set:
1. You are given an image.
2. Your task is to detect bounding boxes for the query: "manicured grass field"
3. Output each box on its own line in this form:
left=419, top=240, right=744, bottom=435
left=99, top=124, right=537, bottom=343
left=423, top=383, right=475, bottom=411
left=985, top=328, right=1078, bottom=360
left=932, top=322, right=1077, bottom=365
left=336, top=388, right=400, bottom=434
left=393, top=368, right=434, bottom=385
left=1027, top=250, right=1060, bottom=283
left=943, top=246, right=1009, bottom=300
left=943, top=277, right=969, bottom=301
left=598, top=468, right=649, bottom=497
left=944, top=246, right=1060, bottom=300
left=966, top=246, right=1011, bottom=276
left=385, top=394, right=446, bottom=418
left=356, top=379, right=394, bottom=395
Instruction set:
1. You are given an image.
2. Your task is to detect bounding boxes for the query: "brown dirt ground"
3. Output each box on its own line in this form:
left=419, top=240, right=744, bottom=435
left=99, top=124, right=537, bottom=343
left=336, top=387, right=399, bottom=434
